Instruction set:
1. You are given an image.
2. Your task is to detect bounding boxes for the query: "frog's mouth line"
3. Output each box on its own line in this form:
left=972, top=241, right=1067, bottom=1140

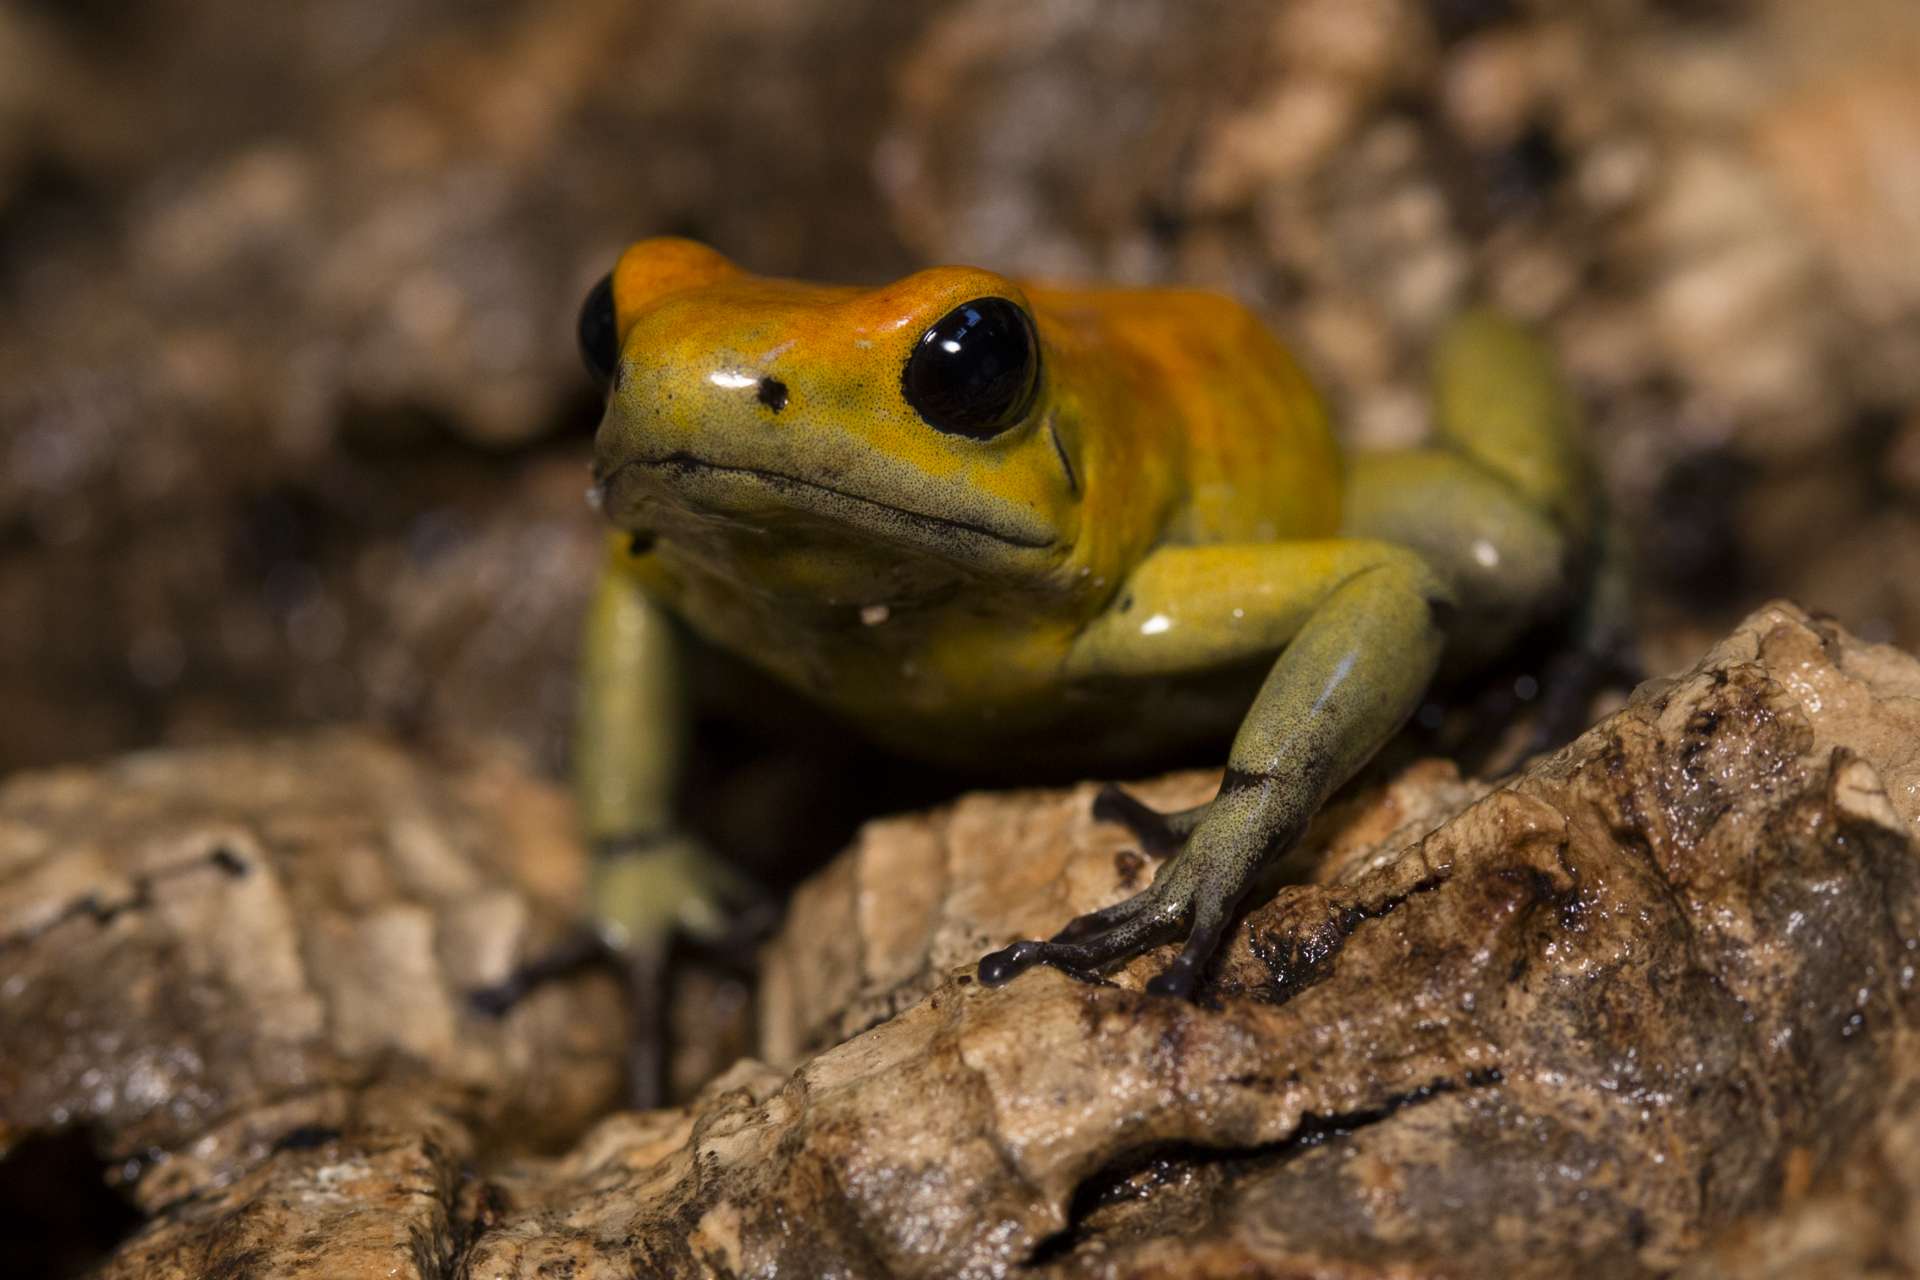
left=603, top=453, right=1057, bottom=551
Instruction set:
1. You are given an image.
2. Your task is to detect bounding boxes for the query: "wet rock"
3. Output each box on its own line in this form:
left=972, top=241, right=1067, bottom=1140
left=0, top=729, right=624, bottom=1225
left=733, top=601, right=1920, bottom=1276
left=79, top=603, right=1917, bottom=1277
left=1681, top=1077, right=1920, bottom=1279
left=758, top=758, right=1485, bottom=1068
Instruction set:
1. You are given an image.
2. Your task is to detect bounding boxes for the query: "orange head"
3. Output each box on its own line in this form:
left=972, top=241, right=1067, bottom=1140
left=582, top=238, right=1083, bottom=587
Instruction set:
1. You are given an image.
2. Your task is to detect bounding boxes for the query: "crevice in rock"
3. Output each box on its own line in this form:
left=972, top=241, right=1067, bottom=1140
left=1023, top=1066, right=1503, bottom=1268
left=1241, top=872, right=1449, bottom=1007
left=0, top=842, right=254, bottom=954
left=0, top=1128, right=146, bottom=1279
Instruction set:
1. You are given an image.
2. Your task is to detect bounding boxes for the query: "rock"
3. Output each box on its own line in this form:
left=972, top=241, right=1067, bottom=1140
left=0, top=729, right=625, bottom=1229
left=730, top=600, right=1920, bottom=1277
left=758, top=758, right=1485, bottom=1067
left=96, top=1122, right=471, bottom=1280
left=1678, top=1077, right=1920, bottom=1280
left=0, top=0, right=924, bottom=777
left=71, top=603, right=1920, bottom=1277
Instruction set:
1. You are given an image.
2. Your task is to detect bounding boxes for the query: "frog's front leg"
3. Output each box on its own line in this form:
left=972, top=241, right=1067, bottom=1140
left=978, top=541, right=1451, bottom=997
left=476, top=549, right=757, bottom=1100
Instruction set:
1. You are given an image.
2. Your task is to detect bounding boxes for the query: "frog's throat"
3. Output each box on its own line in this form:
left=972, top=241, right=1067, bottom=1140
left=598, top=453, right=1058, bottom=552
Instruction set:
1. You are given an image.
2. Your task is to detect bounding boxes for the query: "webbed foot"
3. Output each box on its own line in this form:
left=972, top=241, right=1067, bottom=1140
left=469, top=833, right=772, bottom=1109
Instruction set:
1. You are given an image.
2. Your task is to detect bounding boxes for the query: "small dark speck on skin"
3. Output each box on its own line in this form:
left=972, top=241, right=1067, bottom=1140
left=757, top=377, right=789, bottom=412
left=1047, top=421, right=1079, bottom=494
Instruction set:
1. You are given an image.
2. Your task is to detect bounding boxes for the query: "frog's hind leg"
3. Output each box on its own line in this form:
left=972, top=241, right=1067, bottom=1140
left=1429, top=308, right=1592, bottom=545
left=1341, top=311, right=1591, bottom=672
left=1092, top=784, right=1210, bottom=855
left=1352, top=311, right=1624, bottom=760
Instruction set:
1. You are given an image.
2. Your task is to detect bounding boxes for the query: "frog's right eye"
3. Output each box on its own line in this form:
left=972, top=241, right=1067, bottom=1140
left=902, top=297, right=1039, bottom=441
left=578, top=273, right=619, bottom=389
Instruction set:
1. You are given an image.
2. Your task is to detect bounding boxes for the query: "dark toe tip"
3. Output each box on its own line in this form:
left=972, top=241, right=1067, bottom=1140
left=1090, top=785, right=1133, bottom=824
left=978, top=940, right=1045, bottom=986
left=468, top=983, right=519, bottom=1019
left=1144, top=964, right=1199, bottom=1001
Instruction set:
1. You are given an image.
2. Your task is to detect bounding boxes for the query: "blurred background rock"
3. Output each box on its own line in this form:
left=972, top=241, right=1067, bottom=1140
left=3, top=0, right=1918, bottom=856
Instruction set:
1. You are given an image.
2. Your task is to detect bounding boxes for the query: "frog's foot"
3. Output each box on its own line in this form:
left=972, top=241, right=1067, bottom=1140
left=468, top=832, right=756, bottom=1017
left=977, top=856, right=1248, bottom=1000
left=469, top=833, right=771, bottom=1108
left=1091, top=784, right=1210, bottom=856
left=469, top=927, right=610, bottom=1018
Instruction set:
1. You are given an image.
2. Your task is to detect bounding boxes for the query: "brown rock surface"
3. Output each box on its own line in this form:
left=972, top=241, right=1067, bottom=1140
left=50, top=602, right=1920, bottom=1277
left=0, top=730, right=625, bottom=1233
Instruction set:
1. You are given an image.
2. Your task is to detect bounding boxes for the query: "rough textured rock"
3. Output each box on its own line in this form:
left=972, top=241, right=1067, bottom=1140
left=759, top=758, right=1487, bottom=1067
left=0, top=730, right=625, bottom=1230
left=1679, top=1077, right=1920, bottom=1280
left=67, top=603, right=1920, bottom=1278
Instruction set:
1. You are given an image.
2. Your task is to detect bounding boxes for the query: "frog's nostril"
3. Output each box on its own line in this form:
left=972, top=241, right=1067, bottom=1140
left=757, top=377, right=789, bottom=413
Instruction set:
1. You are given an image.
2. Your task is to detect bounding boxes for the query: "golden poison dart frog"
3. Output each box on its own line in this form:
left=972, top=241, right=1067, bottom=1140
left=572, top=236, right=1596, bottom=1000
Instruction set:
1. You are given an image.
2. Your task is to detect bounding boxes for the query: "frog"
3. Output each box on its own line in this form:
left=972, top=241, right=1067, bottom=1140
left=571, top=235, right=1598, bottom=1004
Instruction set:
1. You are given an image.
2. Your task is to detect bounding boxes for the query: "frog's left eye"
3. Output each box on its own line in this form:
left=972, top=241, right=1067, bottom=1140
left=902, top=297, right=1039, bottom=440
left=578, top=273, right=619, bottom=389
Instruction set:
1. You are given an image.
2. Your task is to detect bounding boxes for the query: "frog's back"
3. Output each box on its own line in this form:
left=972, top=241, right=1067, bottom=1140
left=1025, top=282, right=1342, bottom=551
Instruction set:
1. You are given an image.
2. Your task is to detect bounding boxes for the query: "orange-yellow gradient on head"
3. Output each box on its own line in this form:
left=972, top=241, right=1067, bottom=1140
left=590, top=238, right=1339, bottom=613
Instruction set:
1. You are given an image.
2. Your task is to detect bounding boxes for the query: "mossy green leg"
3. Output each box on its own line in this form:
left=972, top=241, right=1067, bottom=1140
left=979, top=542, right=1451, bottom=996
left=477, top=558, right=727, bottom=1106
left=573, top=561, right=752, bottom=948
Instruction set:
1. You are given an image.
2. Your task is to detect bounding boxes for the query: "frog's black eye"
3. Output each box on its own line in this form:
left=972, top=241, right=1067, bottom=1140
left=902, top=297, right=1039, bottom=440
left=578, top=273, right=619, bottom=389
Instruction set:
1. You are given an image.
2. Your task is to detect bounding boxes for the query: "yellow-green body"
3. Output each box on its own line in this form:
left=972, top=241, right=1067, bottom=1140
left=578, top=237, right=1594, bottom=993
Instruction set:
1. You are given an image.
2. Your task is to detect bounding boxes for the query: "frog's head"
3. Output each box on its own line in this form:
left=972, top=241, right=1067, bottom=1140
left=583, top=238, right=1080, bottom=587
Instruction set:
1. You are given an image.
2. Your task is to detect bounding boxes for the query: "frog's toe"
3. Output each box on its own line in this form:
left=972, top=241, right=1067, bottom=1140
left=468, top=926, right=609, bottom=1018
left=1092, top=785, right=1208, bottom=855
left=1048, top=893, right=1147, bottom=943
left=977, top=889, right=1185, bottom=987
left=1143, top=892, right=1234, bottom=999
